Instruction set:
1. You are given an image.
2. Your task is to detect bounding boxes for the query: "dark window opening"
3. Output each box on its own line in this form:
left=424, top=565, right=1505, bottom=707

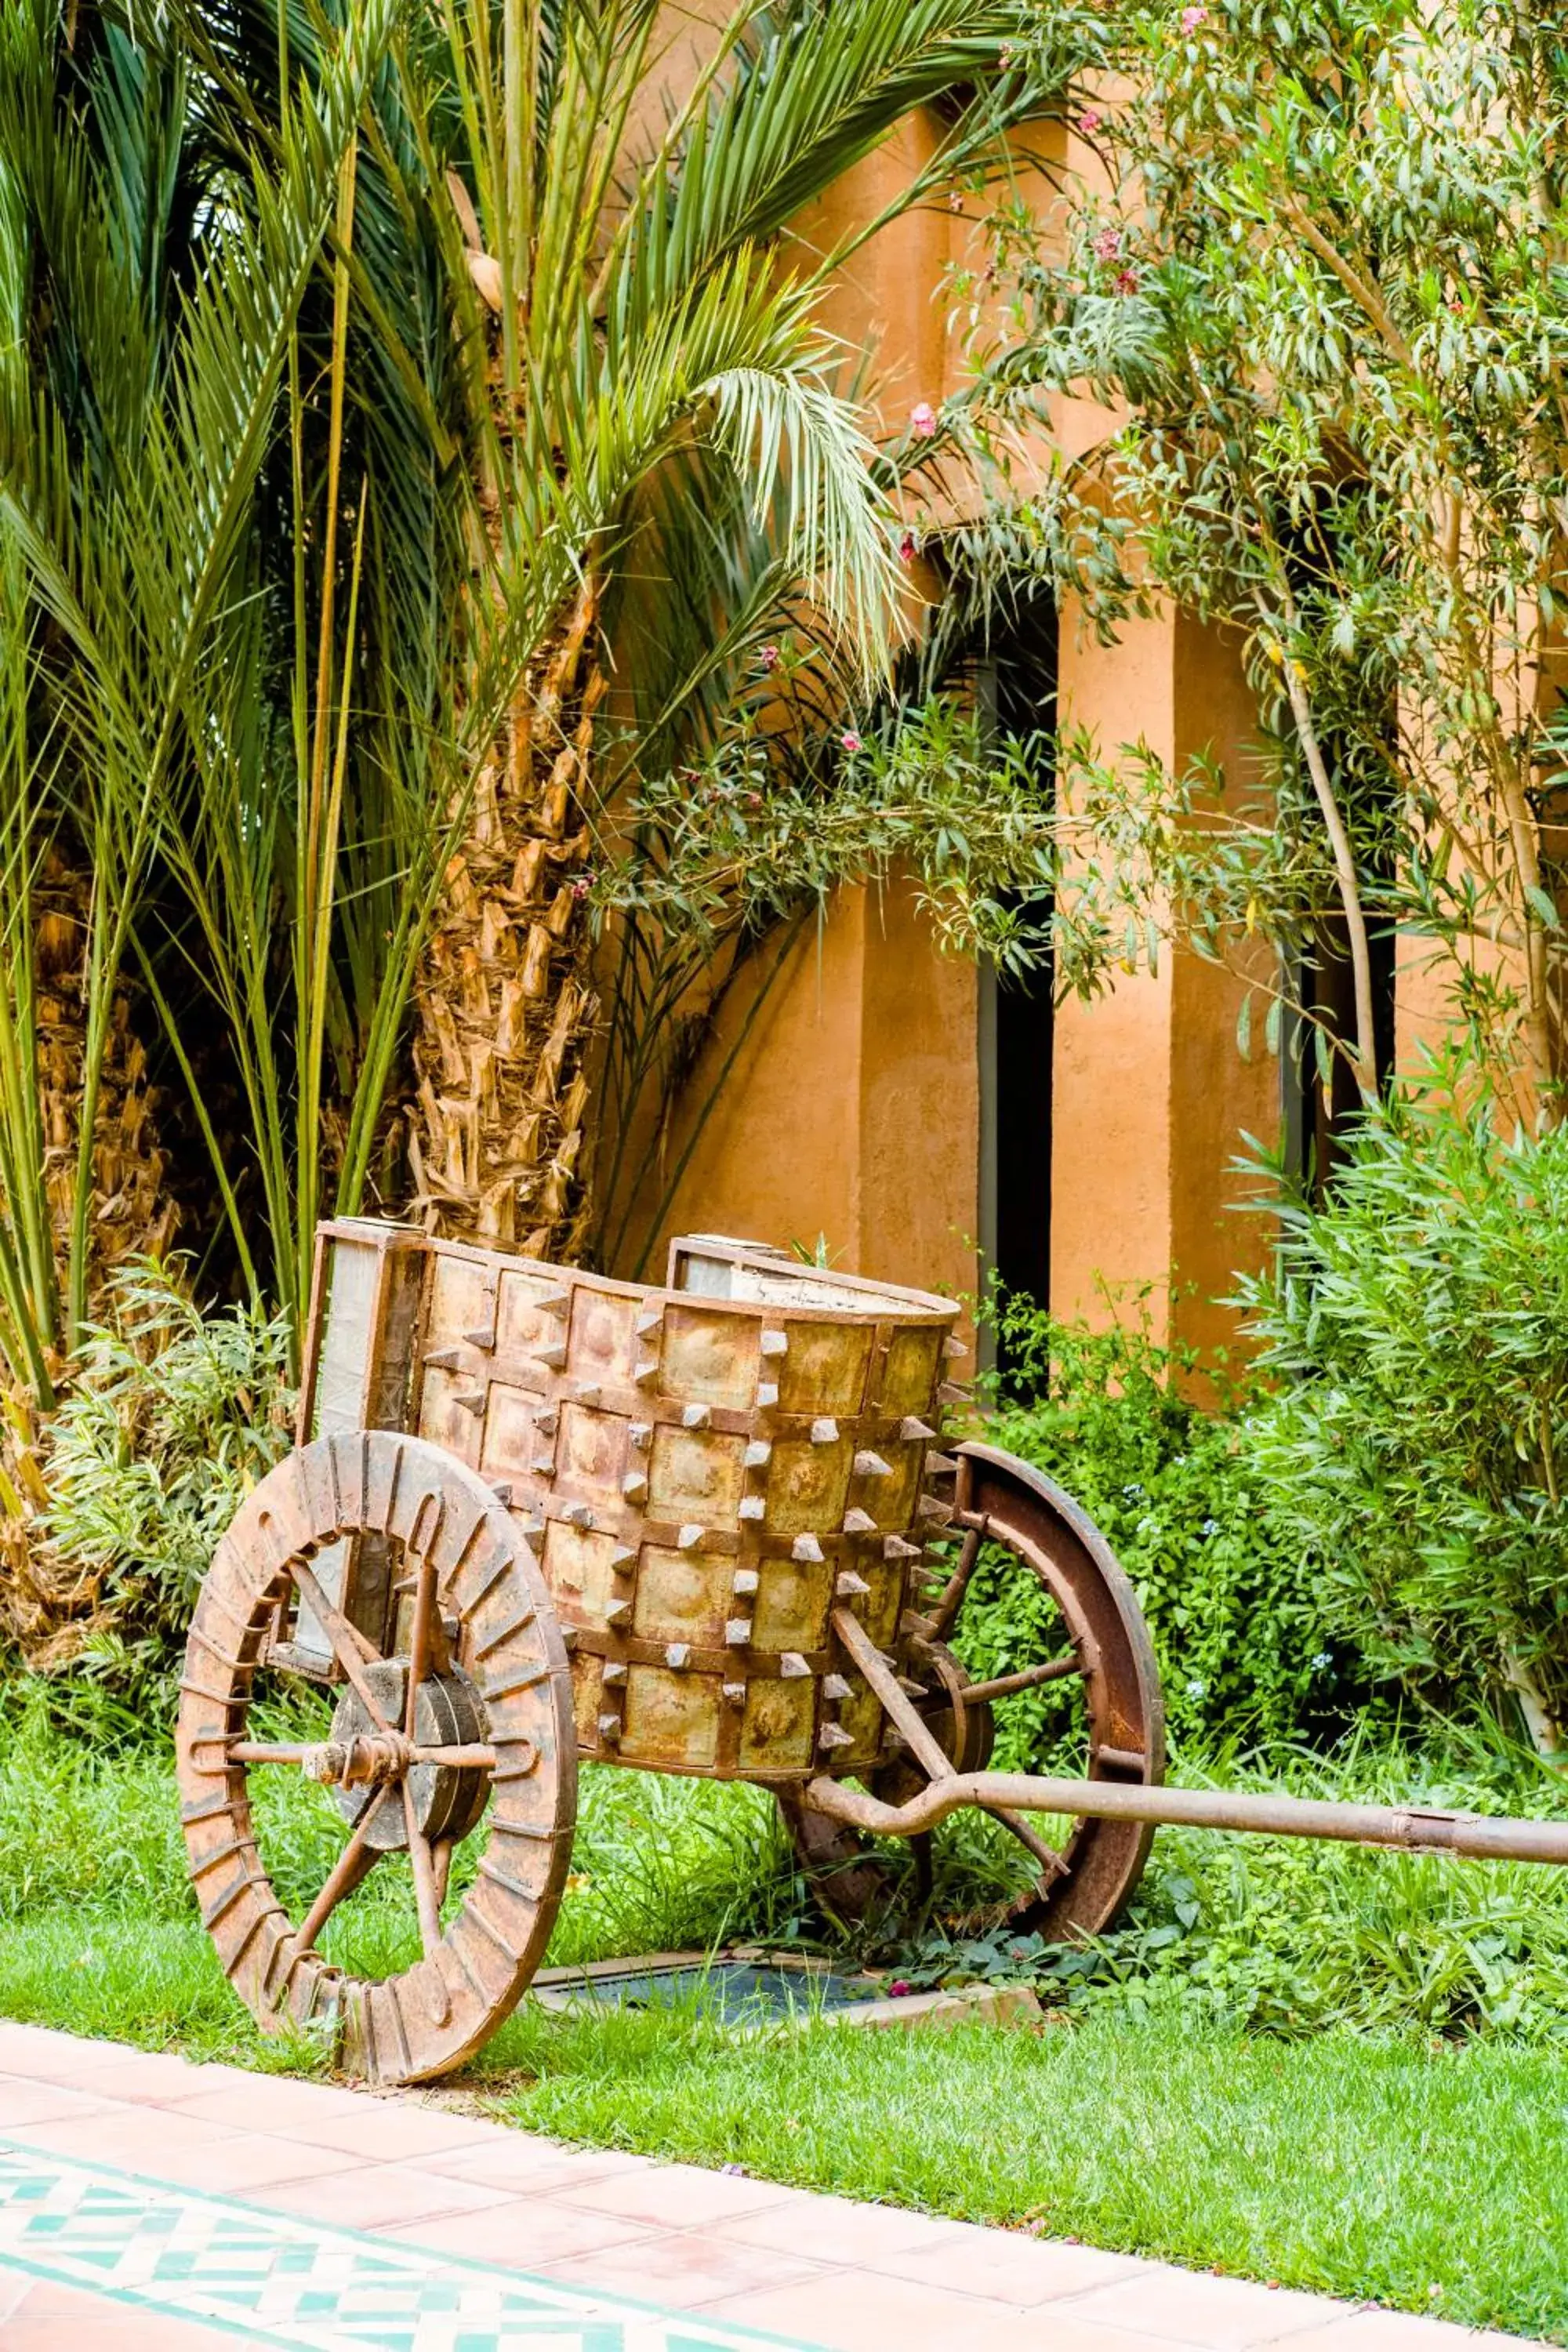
left=976, top=595, right=1058, bottom=1371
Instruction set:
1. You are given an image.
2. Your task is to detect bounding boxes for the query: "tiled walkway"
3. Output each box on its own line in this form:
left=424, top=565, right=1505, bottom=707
left=0, top=2021, right=1537, bottom=2352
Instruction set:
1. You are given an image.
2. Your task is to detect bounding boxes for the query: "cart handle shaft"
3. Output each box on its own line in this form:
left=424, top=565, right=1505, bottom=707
left=801, top=1769, right=1568, bottom=1866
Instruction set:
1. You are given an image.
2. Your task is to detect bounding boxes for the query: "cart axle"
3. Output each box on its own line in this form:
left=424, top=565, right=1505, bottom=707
left=800, top=1769, right=1568, bottom=1867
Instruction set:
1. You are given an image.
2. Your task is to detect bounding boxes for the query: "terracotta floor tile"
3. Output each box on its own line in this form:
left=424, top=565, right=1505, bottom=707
left=1065, top=2269, right=1357, bottom=2349
left=698, top=2270, right=1165, bottom=2351
left=554, top=2158, right=798, bottom=2230
left=385, top=2194, right=662, bottom=2265
left=862, top=2220, right=1145, bottom=2304
left=0, top=2278, right=238, bottom=2347
left=713, top=2188, right=957, bottom=2267
left=0, top=2076, right=124, bottom=2130
left=161, top=2071, right=376, bottom=2129
left=0, top=2270, right=28, bottom=2325
left=237, top=2099, right=500, bottom=2164
left=1275, top=2319, right=1520, bottom=2352
left=537, top=2225, right=832, bottom=2312
left=422, top=2132, right=648, bottom=2193
left=0, top=2027, right=118, bottom=2085
left=113, top=2130, right=355, bottom=2197
left=246, top=2157, right=517, bottom=2230
left=61, top=2049, right=247, bottom=2105
left=0, top=2107, right=241, bottom=2167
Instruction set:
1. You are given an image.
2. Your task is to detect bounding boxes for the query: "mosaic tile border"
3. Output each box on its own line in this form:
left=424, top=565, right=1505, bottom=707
left=0, top=2136, right=822, bottom=2352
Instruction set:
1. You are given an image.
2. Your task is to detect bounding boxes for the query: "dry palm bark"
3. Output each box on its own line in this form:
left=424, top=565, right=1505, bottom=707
left=408, top=583, right=604, bottom=1256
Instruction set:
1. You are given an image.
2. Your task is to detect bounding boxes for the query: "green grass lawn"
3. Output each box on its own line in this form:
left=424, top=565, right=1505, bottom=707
left=3, top=1710, right=1567, bottom=2339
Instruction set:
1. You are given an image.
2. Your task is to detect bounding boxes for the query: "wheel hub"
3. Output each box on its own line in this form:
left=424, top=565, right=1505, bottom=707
left=328, top=1660, right=490, bottom=1852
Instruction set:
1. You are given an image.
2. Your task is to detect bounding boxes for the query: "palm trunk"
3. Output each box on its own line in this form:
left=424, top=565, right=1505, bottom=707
left=408, top=584, right=603, bottom=1257
left=35, top=848, right=179, bottom=1334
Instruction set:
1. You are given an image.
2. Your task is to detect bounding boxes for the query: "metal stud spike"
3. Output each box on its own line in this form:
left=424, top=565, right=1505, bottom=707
left=535, top=1288, right=571, bottom=1314
left=756, top=1381, right=779, bottom=1409
left=818, top=1722, right=855, bottom=1751
left=575, top=1381, right=603, bottom=1406
left=622, top=1472, right=648, bottom=1503
left=779, top=1653, right=810, bottom=1679
left=842, top=1508, right=877, bottom=1535
left=534, top=1407, right=559, bottom=1438
left=531, top=1454, right=557, bottom=1479
left=677, top=1523, right=706, bottom=1551
left=898, top=1417, right=936, bottom=1443
left=602, top=1659, right=627, bottom=1685
left=917, top=1496, right=954, bottom=1525
left=563, top=1502, right=596, bottom=1530
left=725, top=1618, right=753, bottom=1646
left=938, top=1381, right=971, bottom=1407
left=596, top=1713, right=622, bottom=1747
left=610, top=1545, right=637, bottom=1574
left=810, top=1417, right=839, bottom=1445
left=759, top=1328, right=789, bottom=1359
left=681, top=1402, right=713, bottom=1431
left=742, top=1439, right=772, bottom=1469
left=944, top=1334, right=969, bottom=1358
left=732, top=1567, right=760, bottom=1596
left=791, top=1534, right=824, bottom=1563
left=534, top=1340, right=568, bottom=1370
left=604, top=1596, right=633, bottom=1625
left=884, top=1535, right=922, bottom=1562
left=633, top=1358, right=659, bottom=1386
left=635, top=1305, right=663, bottom=1336
left=822, top=1673, right=852, bottom=1702
left=463, top=1326, right=497, bottom=1351
left=629, top=1422, right=652, bottom=1451
left=489, top=1480, right=514, bottom=1507
left=424, top=1346, right=462, bottom=1371
left=835, top=1569, right=871, bottom=1598
left=926, top=1454, right=959, bottom=1477
left=665, top=1642, right=691, bottom=1669
left=854, top=1451, right=893, bottom=1479
left=738, top=1496, right=765, bottom=1522
left=722, top=1682, right=747, bottom=1708
left=453, top=1388, right=486, bottom=1414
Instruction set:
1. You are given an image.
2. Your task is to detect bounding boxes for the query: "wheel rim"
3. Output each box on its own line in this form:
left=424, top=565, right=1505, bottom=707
left=175, top=1432, right=577, bottom=2085
left=779, top=1443, right=1163, bottom=1940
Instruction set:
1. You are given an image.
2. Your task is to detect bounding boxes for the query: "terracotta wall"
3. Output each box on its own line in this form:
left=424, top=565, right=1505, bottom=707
left=608, top=94, right=1283, bottom=1356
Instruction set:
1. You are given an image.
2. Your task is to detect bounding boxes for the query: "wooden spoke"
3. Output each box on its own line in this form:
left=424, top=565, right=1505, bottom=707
left=404, top=1781, right=445, bottom=1958
left=924, top=1519, right=987, bottom=1644
left=296, top=1785, right=391, bottom=1954
left=292, top=1557, right=397, bottom=1735
left=981, top=1799, right=1070, bottom=1886
left=431, top=1836, right=454, bottom=1914
left=960, top=1653, right=1083, bottom=1707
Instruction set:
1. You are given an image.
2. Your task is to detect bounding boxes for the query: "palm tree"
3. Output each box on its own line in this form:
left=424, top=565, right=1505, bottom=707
left=394, top=0, right=1045, bottom=1255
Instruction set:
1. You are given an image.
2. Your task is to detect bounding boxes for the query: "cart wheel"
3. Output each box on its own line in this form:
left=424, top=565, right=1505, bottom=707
left=782, top=1442, right=1164, bottom=1940
left=175, top=1432, right=576, bottom=2085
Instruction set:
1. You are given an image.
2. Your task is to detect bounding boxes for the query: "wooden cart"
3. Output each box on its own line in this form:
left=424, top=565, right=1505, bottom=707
left=176, top=1218, right=1568, bottom=2085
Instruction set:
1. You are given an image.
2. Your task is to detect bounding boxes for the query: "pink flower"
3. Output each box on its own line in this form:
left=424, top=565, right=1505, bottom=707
left=840, top=730, right=863, bottom=753
left=1092, top=225, right=1123, bottom=263
left=898, top=531, right=917, bottom=563
left=1076, top=107, right=1103, bottom=133
left=909, top=401, right=938, bottom=438
left=889, top=1979, right=913, bottom=1997
left=1180, top=4, right=1207, bottom=27
left=759, top=644, right=779, bottom=672
left=1114, top=267, right=1139, bottom=295
left=572, top=873, right=593, bottom=900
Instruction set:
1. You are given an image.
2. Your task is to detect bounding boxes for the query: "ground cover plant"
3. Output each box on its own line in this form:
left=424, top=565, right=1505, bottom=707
left=3, top=1707, right=1568, bottom=2338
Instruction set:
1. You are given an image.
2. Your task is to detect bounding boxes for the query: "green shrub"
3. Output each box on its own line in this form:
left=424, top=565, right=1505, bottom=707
left=1237, top=1105, right=1568, bottom=1753
left=966, top=1292, right=1345, bottom=1751
left=4, top=1261, right=292, bottom=1739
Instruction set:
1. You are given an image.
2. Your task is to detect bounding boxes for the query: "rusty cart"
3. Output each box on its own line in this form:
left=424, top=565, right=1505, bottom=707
left=176, top=1218, right=1568, bottom=2085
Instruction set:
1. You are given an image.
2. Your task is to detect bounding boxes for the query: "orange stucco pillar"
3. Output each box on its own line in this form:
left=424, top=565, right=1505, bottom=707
left=1051, top=606, right=1279, bottom=1362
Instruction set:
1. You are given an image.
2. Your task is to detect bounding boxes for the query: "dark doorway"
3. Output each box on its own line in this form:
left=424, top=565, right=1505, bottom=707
left=977, top=595, right=1058, bottom=1359
left=1283, top=910, right=1397, bottom=1197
